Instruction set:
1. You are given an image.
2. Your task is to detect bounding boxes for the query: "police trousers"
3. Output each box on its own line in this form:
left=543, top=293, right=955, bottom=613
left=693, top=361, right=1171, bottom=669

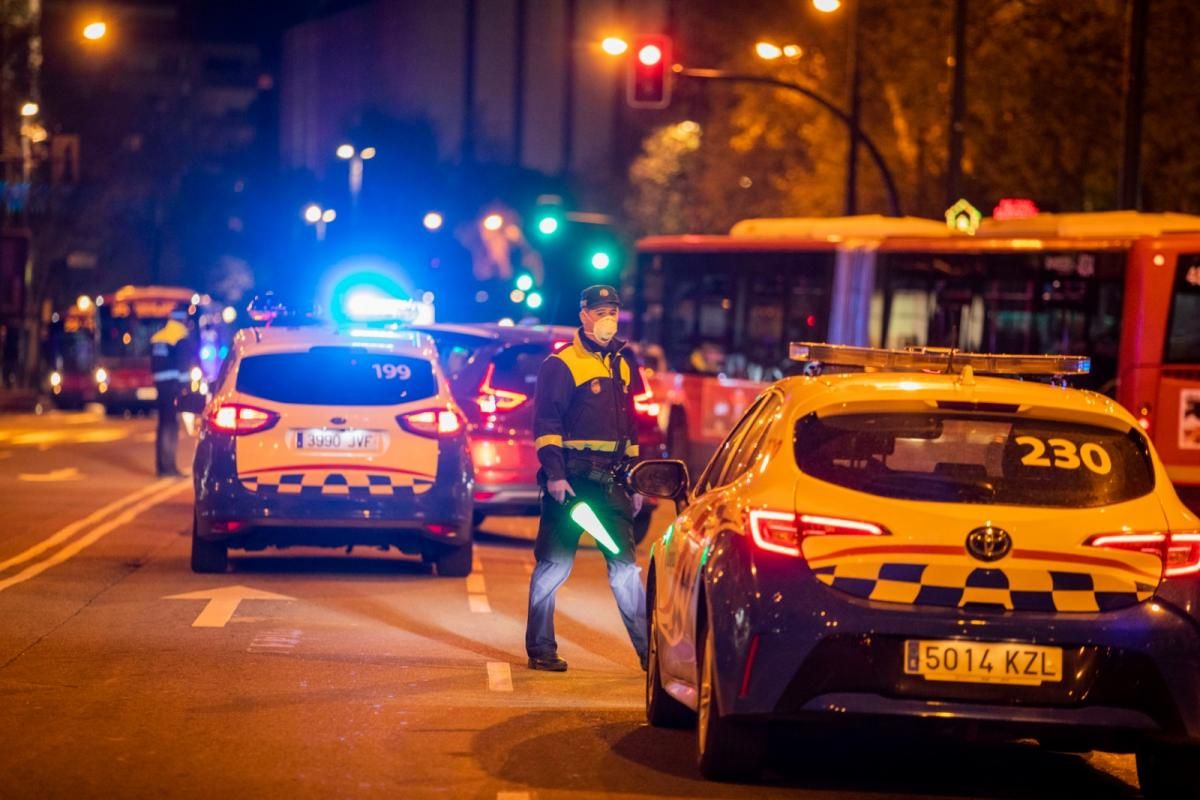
left=525, top=475, right=648, bottom=663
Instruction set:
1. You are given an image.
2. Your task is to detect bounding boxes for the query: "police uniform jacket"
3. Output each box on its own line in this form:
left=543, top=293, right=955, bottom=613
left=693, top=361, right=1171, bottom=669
left=534, top=329, right=642, bottom=482
left=150, top=319, right=190, bottom=396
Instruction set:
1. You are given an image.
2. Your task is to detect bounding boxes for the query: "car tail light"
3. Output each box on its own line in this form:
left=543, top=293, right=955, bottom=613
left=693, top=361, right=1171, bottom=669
left=633, top=367, right=661, bottom=417
left=1087, top=530, right=1200, bottom=578
left=747, top=509, right=889, bottom=557
left=398, top=408, right=465, bottom=438
left=207, top=402, right=279, bottom=435
left=474, top=364, right=528, bottom=414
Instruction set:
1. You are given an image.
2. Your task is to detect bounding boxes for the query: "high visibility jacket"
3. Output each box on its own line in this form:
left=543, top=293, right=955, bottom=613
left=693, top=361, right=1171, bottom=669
left=150, top=319, right=191, bottom=389
left=534, top=329, right=642, bottom=482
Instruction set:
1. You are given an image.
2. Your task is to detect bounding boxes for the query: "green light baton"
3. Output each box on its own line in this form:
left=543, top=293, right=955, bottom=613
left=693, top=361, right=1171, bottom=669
left=570, top=501, right=620, bottom=555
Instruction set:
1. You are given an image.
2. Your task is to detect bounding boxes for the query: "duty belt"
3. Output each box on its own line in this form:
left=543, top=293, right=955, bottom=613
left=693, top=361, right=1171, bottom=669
left=565, top=452, right=624, bottom=486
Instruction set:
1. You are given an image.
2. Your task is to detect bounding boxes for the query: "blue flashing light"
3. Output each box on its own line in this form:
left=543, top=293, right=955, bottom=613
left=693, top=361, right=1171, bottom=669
left=218, top=346, right=229, bottom=359
left=200, top=345, right=216, bottom=361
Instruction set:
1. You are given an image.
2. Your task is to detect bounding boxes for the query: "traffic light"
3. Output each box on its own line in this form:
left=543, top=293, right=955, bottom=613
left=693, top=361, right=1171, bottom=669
left=627, top=35, right=672, bottom=109
left=532, top=194, right=565, bottom=239
left=589, top=249, right=614, bottom=271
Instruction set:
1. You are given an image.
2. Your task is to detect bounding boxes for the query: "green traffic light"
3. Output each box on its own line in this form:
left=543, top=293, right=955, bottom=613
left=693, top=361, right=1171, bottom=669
left=537, top=215, right=560, bottom=236
left=569, top=501, right=619, bottom=555
left=526, top=291, right=544, bottom=309
left=515, top=274, right=534, bottom=292
left=590, top=251, right=612, bottom=270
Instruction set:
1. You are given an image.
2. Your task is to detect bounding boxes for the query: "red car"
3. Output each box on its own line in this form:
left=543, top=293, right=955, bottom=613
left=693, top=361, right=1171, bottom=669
left=416, top=323, right=666, bottom=543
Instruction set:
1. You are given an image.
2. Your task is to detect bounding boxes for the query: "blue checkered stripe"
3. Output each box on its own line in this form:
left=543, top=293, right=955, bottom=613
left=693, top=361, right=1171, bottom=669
left=239, top=472, right=434, bottom=497
left=812, top=562, right=1156, bottom=613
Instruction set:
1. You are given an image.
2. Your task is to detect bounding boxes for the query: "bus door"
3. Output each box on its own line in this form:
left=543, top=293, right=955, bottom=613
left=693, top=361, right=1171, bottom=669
left=1154, top=251, right=1200, bottom=508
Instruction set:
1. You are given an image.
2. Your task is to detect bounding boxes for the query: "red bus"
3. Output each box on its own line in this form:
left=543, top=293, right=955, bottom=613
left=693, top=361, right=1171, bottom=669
left=43, top=300, right=98, bottom=409
left=633, top=212, right=1200, bottom=512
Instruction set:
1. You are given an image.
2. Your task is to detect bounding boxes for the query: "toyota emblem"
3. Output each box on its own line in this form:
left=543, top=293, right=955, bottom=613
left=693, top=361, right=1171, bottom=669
left=965, top=526, right=1012, bottom=562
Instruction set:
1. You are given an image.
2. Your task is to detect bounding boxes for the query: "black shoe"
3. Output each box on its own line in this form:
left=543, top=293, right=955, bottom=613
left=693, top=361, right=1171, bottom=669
left=528, top=655, right=568, bottom=672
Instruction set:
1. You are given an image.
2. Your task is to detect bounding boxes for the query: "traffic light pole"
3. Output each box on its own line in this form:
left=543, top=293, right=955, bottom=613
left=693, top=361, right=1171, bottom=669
left=674, top=67, right=902, bottom=217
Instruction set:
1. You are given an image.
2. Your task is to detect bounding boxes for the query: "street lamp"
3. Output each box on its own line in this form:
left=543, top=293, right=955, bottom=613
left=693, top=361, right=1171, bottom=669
left=303, top=203, right=335, bottom=241
left=422, top=211, right=444, bottom=232
left=601, top=36, right=629, bottom=56
left=335, top=144, right=375, bottom=208
left=19, top=101, right=38, bottom=117
left=813, top=0, right=842, bottom=11
left=807, top=0, right=861, bottom=214
left=755, top=42, right=783, bottom=61
left=82, top=21, right=107, bottom=41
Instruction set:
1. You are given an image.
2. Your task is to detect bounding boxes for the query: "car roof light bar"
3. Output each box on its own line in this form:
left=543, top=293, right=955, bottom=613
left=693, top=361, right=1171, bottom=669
left=789, top=342, right=1091, bottom=376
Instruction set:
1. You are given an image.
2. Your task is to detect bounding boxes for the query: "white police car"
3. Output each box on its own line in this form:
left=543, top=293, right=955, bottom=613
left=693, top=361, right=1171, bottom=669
left=190, top=324, right=474, bottom=575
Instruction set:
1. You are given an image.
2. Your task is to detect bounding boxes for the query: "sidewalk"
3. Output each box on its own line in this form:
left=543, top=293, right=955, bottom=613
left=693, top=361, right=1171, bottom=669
left=0, top=387, right=41, bottom=413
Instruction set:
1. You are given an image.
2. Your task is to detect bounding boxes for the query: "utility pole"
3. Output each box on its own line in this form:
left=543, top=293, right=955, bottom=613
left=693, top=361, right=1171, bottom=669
left=462, top=0, right=477, bottom=164
left=1119, top=0, right=1149, bottom=210
left=946, top=0, right=967, bottom=207
left=560, top=0, right=576, bottom=175
left=512, top=0, right=526, bottom=167
left=843, top=1, right=862, bottom=215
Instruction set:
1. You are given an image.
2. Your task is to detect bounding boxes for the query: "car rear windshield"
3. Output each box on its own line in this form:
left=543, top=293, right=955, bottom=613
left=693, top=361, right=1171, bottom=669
left=236, top=348, right=437, bottom=406
left=491, top=343, right=547, bottom=394
left=794, top=412, right=1155, bottom=508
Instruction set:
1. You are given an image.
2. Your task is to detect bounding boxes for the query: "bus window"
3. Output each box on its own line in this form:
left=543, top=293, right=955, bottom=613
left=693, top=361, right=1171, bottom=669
left=1166, top=254, right=1200, bottom=364
left=877, top=250, right=1124, bottom=394
left=636, top=250, right=833, bottom=379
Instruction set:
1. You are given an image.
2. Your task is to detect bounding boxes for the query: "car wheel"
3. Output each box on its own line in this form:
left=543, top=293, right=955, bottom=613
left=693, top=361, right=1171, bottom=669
left=633, top=507, right=653, bottom=546
left=434, top=541, right=473, bottom=577
left=1137, top=744, right=1200, bottom=799
left=697, top=617, right=766, bottom=781
left=646, top=596, right=695, bottom=728
left=190, top=512, right=228, bottom=574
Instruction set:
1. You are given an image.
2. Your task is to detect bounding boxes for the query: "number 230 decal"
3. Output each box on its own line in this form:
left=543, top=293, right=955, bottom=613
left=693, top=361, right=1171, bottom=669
left=1015, top=436, right=1112, bottom=474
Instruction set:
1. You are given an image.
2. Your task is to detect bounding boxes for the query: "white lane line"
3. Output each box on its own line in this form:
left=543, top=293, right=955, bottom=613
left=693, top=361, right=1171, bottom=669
left=0, top=480, right=189, bottom=594
left=486, top=661, right=513, bottom=692
left=247, top=628, right=302, bottom=653
left=466, top=573, right=487, bottom=594
left=0, top=478, right=176, bottom=574
left=467, top=560, right=491, bottom=613
left=497, top=792, right=531, bottom=800
left=468, top=594, right=493, bottom=613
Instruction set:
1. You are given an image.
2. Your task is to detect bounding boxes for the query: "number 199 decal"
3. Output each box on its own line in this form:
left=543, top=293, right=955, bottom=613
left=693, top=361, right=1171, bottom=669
left=1015, top=436, right=1112, bottom=475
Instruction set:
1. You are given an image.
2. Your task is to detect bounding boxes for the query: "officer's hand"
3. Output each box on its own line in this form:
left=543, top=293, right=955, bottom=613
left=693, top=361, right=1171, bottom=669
left=547, top=479, right=575, bottom=504
left=631, top=492, right=645, bottom=517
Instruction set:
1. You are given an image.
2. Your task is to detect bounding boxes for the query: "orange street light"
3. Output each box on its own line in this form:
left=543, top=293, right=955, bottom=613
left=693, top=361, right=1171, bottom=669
left=19, top=101, right=38, bottom=117
left=813, top=0, right=842, bottom=11
left=82, top=20, right=108, bottom=40
left=336, top=143, right=355, bottom=160
left=755, top=42, right=783, bottom=60
left=601, top=36, right=629, bottom=56
left=783, top=44, right=803, bottom=58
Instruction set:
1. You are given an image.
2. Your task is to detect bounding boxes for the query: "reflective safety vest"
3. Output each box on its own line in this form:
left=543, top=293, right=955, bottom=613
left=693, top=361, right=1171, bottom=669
left=150, top=319, right=190, bottom=386
left=534, top=329, right=642, bottom=482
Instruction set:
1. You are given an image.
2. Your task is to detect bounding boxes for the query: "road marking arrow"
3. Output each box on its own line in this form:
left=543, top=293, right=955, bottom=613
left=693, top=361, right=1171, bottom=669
left=18, top=467, right=82, bottom=482
left=164, top=585, right=296, bottom=628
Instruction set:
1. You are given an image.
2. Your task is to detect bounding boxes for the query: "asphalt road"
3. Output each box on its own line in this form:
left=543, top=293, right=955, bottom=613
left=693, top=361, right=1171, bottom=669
left=0, top=410, right=1147, bottom=799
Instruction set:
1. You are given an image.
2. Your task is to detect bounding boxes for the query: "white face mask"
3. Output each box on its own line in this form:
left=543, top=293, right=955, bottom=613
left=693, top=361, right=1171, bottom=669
left=592, top=316, right=619, bottom=344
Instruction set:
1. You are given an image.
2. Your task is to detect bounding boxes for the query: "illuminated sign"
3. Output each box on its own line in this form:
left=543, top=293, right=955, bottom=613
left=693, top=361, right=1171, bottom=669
left=944, top=198, right=982, bottom=235
left=993, top=197, right=1040, bottom=220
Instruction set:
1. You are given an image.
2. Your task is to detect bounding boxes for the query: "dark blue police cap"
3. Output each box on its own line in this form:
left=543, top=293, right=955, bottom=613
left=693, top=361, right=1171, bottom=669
left=580, top=285, right=621, bottom=310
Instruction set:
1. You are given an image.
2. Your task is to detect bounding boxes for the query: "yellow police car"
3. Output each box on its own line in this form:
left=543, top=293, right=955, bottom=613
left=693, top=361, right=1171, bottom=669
left=190, top=324, right=474, bottom=575
left=631, top=343, right=1200, bottom=796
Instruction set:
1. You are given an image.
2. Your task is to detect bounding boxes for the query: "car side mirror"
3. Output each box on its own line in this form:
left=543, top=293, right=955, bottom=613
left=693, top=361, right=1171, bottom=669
left=176, top=391, right=207, bottom=414
left=629, top=460, right=690, bottom=507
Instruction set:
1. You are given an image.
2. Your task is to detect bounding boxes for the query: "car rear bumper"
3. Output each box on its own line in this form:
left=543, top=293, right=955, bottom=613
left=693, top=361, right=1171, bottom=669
left=193, top=432, right=473, bottom=551
left=706, top=541, right=1200, bottom=746
left=473, top=482, right=541, bottom=516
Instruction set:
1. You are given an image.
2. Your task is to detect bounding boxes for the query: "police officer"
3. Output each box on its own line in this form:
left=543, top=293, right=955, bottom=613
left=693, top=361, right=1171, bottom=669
left=526, top=285, right=648, bottom=672
left=150, top=309, right=191, bottom=477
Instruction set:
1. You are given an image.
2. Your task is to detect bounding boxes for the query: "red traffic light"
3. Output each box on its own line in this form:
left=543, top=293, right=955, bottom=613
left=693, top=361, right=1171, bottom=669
left=627, top=34, right=672, bottom=109
left=638, top=43, right=663, bottom=66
